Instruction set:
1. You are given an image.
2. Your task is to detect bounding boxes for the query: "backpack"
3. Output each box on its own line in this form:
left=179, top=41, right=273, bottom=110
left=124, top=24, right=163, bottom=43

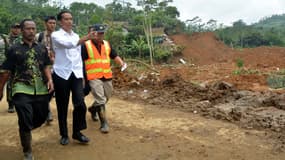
left=36, top=32, right=44, bottom=43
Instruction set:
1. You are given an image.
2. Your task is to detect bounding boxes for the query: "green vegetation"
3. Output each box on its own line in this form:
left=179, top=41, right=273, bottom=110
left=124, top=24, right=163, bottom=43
left=183, top=14, right=285, bottom=48
left=0, top=0, right=184, bottom=65
left=214, top=15, right=285, bottom=48
left=267, top=68, right=285, bottom=89
left=2, top=0, right=285, bottom=65
left=236, top=58, right=244, bottom=69
left=232, top=58, right=259, bottom=75
left=267, top=75, right=285, bottom=89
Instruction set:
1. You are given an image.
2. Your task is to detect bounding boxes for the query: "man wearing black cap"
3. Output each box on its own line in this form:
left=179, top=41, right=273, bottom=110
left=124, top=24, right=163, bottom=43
left=2, top=23, right=21, bottom=113
left=8, top=23, right=21, bottom=44
left=82, top=24, right=127, bottom=133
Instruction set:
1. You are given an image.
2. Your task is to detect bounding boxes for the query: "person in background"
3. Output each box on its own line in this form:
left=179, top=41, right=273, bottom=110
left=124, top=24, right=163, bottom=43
left=36, top=15, right=56, bottom=124
left=3, top=23, right=21, bottom=113
left=51, top=10, right=92, bottom=145
left=0, top=35, right=6, bottom=68
left=82, top=24, right=127, bottom=133
left=0, top=19, right=53, bottom=160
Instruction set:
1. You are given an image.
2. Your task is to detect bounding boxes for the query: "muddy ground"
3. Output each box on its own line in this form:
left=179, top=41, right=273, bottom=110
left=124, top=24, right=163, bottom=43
left=1, top=94, right=285, bottom=160
left=1, top=32, right=285, bottom=159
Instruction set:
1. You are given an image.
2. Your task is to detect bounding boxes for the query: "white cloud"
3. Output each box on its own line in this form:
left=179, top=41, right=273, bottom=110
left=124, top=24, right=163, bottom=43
left=63, top=0, right=285, bottom=26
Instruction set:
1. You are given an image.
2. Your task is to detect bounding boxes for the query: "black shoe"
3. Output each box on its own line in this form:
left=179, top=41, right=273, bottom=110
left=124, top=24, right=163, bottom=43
left=60, top=136, right=69, bottom=145
left=72, top=132, right=90, bottom=144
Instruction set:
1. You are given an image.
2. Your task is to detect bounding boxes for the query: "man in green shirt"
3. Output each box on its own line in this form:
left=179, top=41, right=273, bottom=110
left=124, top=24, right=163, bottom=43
left=0, top=19, right=53, bottom=160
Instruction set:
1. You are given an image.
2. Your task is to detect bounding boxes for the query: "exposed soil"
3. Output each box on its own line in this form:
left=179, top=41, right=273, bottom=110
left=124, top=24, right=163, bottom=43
left=1, top=32, right=285, bottom=159
left=113, top=32, right=285, bottom=153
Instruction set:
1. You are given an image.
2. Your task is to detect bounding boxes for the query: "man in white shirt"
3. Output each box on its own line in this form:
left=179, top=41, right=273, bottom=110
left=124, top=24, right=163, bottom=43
left=51, top=10, right=91, bottom=145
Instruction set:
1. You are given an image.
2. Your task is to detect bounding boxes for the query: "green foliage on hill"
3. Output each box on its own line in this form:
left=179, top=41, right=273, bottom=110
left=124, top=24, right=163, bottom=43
left=0, top=0, right=184, bottom=64
left=253, top=14, right=285, bottom=29
left=214, top=15, right=285, bottom=48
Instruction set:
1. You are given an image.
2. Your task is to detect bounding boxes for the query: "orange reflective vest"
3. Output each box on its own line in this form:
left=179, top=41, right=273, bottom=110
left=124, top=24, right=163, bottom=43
left=84, top=40, right=112, bottom=80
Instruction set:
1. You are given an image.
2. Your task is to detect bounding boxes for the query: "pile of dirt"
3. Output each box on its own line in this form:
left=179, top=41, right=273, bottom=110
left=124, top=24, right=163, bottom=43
left=169, top=32, right=285, bottom=91
left=114, top=69, right=285, bottom=133
left=113, top=32, right=285, bottom=151
left=233, top=46, right=285, bottom=70
left=171, top=33, right=285, bottom=69
left=170, top=32, right=234, bottom=65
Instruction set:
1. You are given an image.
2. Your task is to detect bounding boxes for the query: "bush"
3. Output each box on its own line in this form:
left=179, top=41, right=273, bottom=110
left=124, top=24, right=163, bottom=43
left=267, top=75, right=285, bottom=89
left=153, top=46, right=173, bottom=63
left=235, top=58, right=244, bottom=68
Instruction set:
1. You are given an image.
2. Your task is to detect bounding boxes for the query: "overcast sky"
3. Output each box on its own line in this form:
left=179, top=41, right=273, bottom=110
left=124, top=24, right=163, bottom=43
left=63, top=0, right=285, bottom=26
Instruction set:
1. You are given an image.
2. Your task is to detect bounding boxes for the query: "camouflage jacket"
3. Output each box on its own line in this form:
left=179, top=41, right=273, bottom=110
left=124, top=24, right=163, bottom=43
left=0, top=34, right=21, bottom=68
left=0, top=34, right=7, bottom=67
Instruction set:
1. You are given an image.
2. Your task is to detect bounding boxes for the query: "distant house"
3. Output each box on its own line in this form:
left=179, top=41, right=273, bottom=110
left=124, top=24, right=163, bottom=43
left=152, top=27, right=165, bottom=44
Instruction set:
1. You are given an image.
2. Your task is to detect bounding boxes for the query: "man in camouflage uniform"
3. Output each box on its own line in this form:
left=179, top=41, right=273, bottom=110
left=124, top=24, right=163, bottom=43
left=3, top=23, right=21, bottom=113
left=0, top=35, right=6, bottom=68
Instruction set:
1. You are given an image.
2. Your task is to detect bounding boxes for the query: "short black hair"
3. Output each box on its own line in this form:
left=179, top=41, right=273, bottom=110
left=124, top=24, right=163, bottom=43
left=19, top=19, right=34, bottom=30
left=44, top=16, right=56, bottom=22
left=57, top=10, right=72, bottom=21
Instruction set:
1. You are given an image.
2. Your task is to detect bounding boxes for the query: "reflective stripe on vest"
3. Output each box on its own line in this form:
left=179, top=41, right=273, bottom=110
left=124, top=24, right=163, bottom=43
left=84, top=40, right=112, bottom=80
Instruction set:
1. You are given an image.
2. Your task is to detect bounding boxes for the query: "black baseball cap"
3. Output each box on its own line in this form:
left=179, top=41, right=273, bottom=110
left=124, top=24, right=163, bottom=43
left=11, top=23, right=20, bottom=28
left=91, top=24, right=107, bottom=33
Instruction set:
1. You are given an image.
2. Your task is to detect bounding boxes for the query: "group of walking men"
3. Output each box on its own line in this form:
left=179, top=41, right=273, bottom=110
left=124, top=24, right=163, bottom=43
left=0, top=10, right=126, bottom=160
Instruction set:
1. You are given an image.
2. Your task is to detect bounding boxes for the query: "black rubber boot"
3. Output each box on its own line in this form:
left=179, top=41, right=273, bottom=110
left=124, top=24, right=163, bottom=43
left=97, top=105, right=109, bottom=133
left=7, top=102, right=15, bottom=113
left=24, top=152, right=33, bottom=160
left=46, top=104, right=53, bottom=124
left=88, top=105, right=98, bottom=122
left=20, top=131, right=33, bottom=160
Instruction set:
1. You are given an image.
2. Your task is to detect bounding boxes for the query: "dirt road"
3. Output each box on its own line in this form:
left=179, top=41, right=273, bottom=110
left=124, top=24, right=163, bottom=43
left=0, top=94, right=285, bottom=160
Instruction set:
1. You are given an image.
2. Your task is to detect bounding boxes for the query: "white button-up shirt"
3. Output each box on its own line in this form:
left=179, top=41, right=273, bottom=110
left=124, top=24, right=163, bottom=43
left=51, top=28, right=83, bottom=80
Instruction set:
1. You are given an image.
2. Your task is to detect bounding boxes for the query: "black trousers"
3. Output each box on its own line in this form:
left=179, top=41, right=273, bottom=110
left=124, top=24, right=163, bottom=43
left=53, top=72, right=87, bottom=137
left=6, top=79, right=13, bottom=104
left=13, top=93, right=49, bottom=132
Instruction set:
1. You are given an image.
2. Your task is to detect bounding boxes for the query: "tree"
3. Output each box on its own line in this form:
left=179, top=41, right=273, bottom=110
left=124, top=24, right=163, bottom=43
left=185, top=16, right=203, bottom=33
left=232, top=19, right=247, bottom=47
left=131, top=36, right=148, bottom=58
left=205, top=19, right=217, bottom=31
left=137, top=0, right=157, bottom=66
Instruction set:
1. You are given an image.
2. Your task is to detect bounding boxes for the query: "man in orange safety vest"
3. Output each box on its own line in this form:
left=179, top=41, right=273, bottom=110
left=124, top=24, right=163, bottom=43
left=81, top=24, right=127, bottom=133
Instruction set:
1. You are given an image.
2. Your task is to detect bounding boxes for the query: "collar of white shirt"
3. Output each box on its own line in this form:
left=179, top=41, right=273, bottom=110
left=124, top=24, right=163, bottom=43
left=59, top=28, right=75, bottom=36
